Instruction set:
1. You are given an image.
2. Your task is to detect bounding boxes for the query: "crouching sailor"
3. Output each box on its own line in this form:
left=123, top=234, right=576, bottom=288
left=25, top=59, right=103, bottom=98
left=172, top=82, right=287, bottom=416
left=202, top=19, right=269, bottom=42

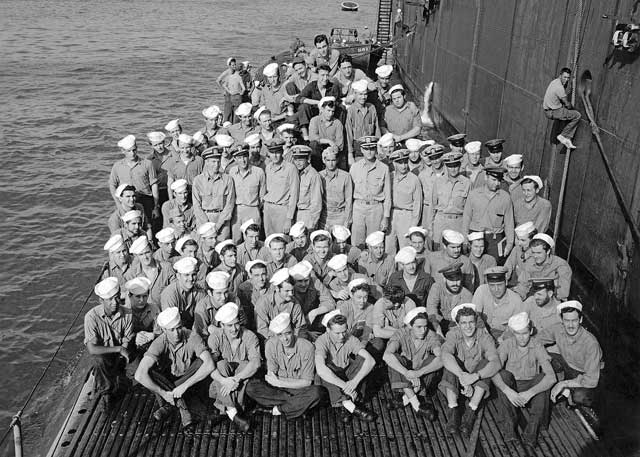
left=208, top=303, right=261, bottom=431
left=246, top=313, right=328, bottom=419
left=315, top=310, right=376, bottom=423
left=492, top=312, right=556, bottom=452
left=85, top=277, right=133, bottom=410
left=134, top=307, right=214, bottom=433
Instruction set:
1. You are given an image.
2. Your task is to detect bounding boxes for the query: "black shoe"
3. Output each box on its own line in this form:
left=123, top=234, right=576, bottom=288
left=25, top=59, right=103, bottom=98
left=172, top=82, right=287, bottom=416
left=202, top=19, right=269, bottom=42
left=98, top=393, right=116, bottom=411
left=522, top=440, right=537, bottom=457
left=385, top=392, right=404, bottom=410
left=445, top=406, right=460, bottom=435
left=415, top=404, right=435, bottom=421
left=352, top=406, right=376, bottom=422
left=153, top=405, right=172, bottom=422
left=182, top=423, right=197, bottom=435
left=460, top=408, right=477, bottom=438
left=232, top=413, right=251, bottom=432
left=340, top=408, right=353, bottom=423
left=577, top=406, right=601, bottom=436
left=253, top=405, right=273, bottom=414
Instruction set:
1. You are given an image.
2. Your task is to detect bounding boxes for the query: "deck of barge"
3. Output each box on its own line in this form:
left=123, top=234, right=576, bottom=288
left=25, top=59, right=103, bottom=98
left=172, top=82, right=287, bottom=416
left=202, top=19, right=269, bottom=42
left=47, top=370, right=620, bottom=457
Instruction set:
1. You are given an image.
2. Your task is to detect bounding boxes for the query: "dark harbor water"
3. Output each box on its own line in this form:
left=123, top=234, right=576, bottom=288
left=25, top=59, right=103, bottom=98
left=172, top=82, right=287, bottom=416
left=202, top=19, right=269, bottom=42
left=0, top=0, right=376, bottom=450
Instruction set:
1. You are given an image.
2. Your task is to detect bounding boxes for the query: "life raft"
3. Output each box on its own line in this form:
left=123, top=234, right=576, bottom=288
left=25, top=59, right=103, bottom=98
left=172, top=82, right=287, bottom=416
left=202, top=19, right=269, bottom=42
left=341, top=1, right=359, bottom=11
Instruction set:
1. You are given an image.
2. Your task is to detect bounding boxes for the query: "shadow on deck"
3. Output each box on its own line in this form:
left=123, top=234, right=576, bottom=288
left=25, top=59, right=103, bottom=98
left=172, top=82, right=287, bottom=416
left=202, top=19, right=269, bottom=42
left=47, top=369, right=621, bottom=457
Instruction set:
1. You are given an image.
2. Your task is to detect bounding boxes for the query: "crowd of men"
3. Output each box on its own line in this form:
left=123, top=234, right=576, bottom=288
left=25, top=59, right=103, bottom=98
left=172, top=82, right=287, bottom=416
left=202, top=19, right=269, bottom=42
left=85, top=35, right=602, bottom=454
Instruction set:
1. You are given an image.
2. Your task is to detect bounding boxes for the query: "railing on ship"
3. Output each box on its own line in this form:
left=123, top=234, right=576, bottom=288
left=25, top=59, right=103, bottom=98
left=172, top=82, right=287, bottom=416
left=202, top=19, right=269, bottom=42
left=0, top=262, right=109, bottom=457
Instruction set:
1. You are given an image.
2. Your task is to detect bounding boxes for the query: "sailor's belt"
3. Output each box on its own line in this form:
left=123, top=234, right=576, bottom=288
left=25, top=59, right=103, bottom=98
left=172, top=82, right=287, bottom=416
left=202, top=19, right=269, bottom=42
left=236, top=204, right=258, bottom=207
left=484, top=230, right=505, bottom=238
left=264, top=201, right=286, bottom=206
left=393, top=207, right=412, bottom=212
left=204, top=209, right=222, bottom=213
left=355, top=199, right=382, bottom=205
left=437, top=213, right=463, bottom=219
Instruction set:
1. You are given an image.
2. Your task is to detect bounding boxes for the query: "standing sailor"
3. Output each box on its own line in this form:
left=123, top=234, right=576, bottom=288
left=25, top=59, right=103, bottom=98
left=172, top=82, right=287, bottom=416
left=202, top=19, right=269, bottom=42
left=165, top=134, right=204, bottom=188
left=103, top=234, right=132, bottom=294
left=252, top=63, right=288, bottom=122
left=147, top=131, right=172, bottom=207
left=320, top=147, right=353, bottom=229
left=388, top=149, right=423, bottom=251
left=345, top=79, right=381, bottom=165
left=227, top=102, right=255, bottom=144
left=514, top=175, right=552, bottom=232
left=383, top=85, right=421, bottom=142
left=263, top=142, right=300, bottom=235
left=217, top=57, right=246, bottom=124
left=293, top=146, right=323, bottom=230
left=161, top=179, right=195, bottom=231
left=228, top=146, right=266, bottom=242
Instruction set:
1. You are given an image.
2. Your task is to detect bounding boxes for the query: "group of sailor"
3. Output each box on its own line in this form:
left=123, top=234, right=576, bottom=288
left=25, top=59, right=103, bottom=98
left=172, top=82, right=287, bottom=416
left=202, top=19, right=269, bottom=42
left=85, top=34, right=603, bottom=452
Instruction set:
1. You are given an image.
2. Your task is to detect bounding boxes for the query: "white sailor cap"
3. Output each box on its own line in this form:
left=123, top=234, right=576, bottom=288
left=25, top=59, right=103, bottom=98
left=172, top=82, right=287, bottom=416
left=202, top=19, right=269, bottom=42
left=378, top=132, right=394, bottom=147
left=245, top=259, right=267, bottom=274
left=178, top=133, right=193, bottom=145
left=214, top=302, right=238, bottom=324
left=242, top=60, right=250, bottom=68
left=244, top=133, right=261, bottom=146
left=375, top=64, right=393, bottom=78
left=214, top=134, right=235, bottom=148
left=265, top=233, right=287, bottom=247
left=263, top=62, right=279, bottom=77
left=319, top=96, right=336, bottom=107
left=121, top=210, right=142, bottom=223
left=395, top=246, right=417, bottom=264
left=404, top=226, right=427, bottom=239
left=104, top=234, right=125, bottom=252
left=405, top=138, right=425, bottom=152
left=202, top=106, right=221, bottom=119
left=467, top=231, right=484, bottom=242
left=192, top=131, right=205, bottom=145
left=235, top=102, right=253, bottom=117
left=464, top=141, right=482, bottom=154
left=215, top=239, right=235, bottom=254
left=351, top=79, right=369, bottom=93
left=253, top=106, right=267, bottom=120
left=175, top=235, right=194, bottom=255
left=288, top=221, right=305, bottom=238
left=289, top=260, right=313, bottom=280
left=222, top=121, right=232, bottom=129
left=156, top=227, right=176, bottom=244
left=508, top=312, right=530, bottom=331
left=95, top=277, right=120, bottom=300
left=557, top=300, right=583, bottom=314
left=147, top=131, right=166, bottom=144
left=198, top=222, right=217, bottom=238
left=504, top=154, right=523, bottom=166
left=310, top=229, right=330, bottom=243
left=322, top=309, right=342, bottom=328
left=165, top=119, right=181, bottom=131
left=348, top=277, right=368, bottom=292
left=125, top=277, right=152, bottom=295
left=240, top=219, right=258, bottom=233
left=327, top=254, right=348, bottom=271
left=366, top=231, right=385, bottom=246
left=389, top=84, right=404, bottom=94
left=170, top=178, right=188, bottom=193
left=173, top=256, right=198, bottom=274
left=404, top=306, right=428, bottom=325
left=269, top=312, right=291, bottom=334
left=522, top=175, right=543, bottom=189
left=514, top=221, right=536, bottom=237
left=442, top=229, right=465, bottom=245
left=451, top=303, right=476, bottom=322
left=226, top=57, right=235, bottom=66
left=206, top=270, right=230, bottom=290
left=331, top=225, right=351, bottom=242
left=117, top=135, right=136, bottom=150
left=532, top=233, right=555, bottom=249
left=270, top=268, right=291, bottom=286
left=157, top=307, right=181, bottom=329
left=115, top=183, right=132, bottom=197
left=277, top=123, right=296, bottom=133
left=129, top=236, right=150, bottom=255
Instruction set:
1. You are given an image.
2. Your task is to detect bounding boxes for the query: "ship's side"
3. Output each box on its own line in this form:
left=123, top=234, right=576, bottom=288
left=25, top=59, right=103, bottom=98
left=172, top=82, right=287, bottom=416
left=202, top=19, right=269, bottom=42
left=389, top=0, right=640, bottom=324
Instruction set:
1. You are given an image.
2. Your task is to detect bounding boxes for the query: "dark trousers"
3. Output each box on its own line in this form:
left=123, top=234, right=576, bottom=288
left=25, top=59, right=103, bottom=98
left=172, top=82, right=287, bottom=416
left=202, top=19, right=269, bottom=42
left=92, top=354, right=126, bottom=396
left=495, top=370, right=549, bottom=443
left=484, top=231, right=506, bottom=265
left=319, top=356, right=368, bottom=405
left=388, top=354, right=438, bottom=394
left=545, top=107, right=581, bottom=140
left=223, top=93, right=243, bottom=124
left=550, top=353, right=596, bottom=406
left=365, top=337, right=387, bottom=363
left=136, top=193, right=155, bottom=227
left=149, top=359, right=203, bottom=417
left=439, top=358, right=491, bottom=395
left=245, top=380, right=328, bottom=419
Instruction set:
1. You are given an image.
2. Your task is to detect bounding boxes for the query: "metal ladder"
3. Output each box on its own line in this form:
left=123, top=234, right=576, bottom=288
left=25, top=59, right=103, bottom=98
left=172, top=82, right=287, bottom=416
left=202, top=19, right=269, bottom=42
left=375, top=0, right=393, bottom=63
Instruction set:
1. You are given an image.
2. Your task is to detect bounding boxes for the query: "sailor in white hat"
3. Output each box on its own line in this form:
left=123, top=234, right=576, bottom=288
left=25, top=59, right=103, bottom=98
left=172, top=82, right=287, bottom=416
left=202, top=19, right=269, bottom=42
left=194, top=221, right=219, bottom=271
left=515, top=175, right=552, bottom=233
left=211, top=239, right=245, bottom=295
left=439, top=302, right=500, bottom=438
left=462, top=140, right=483, bottom=185
left=388, top=246, right=431, bottom=306
left=492, top=311, right=556, bottom=450
left=329, top=225, right=360, bottom=266
left=473, top=265, right=524, bottom=338
left=384, top=84, right=421, bottom=142
left=343, top=76, right=379, bottom=165
left=381, top=305, right=441, bottom=419
left=503, top=153, right=524, bottom=190
left=85, top=276, right=132, bottom=409
left=209, top=302, right=261, bottom=431
left=107, top=182, right=150, bottom=238
left=164, top=118, right=182, bottom=151
left=227, top=102, right=254, bottom=144
left=118, top=209, right=146, bottom=249
left=255, top=61, right=287, bottom=118
left=306, top=229, right=333, bottom=282
left=503, top=221, right=537, bottom=282
left=193, top=270, right=246, bottom=339
left=242, top=132, right=265, bottom=169
left=161, top=177, right=195, bottom=235
left=153, top=227, right=177, bottom=264
left=403, top=226, right=429, bottom=266
left=124, top=277, right=158, bottom=348
left=244, top=312, right=327, bottom=419
left=513, top=233, right=572, bottom=301
left=424, top=229, right=475, bottom=291
left=536, top=301, right=602, bottom=413
left=102, top=234, right=131, bottom=297
left=216, top=56, right=246, bottom=124
left=325, top=253, right=368, bottom=301
left=128, top=236, right=175, bottom=307
left=375, top=132, right=394, bottom=163
left=260, top=233, right=297, bottom=277
left=374, top=64, right=393, bottom=106
left=339, top=278, right=375, bottom=345
left=165, top=131, right=204, bottom=198
left=146, top=131, right=172, bottom=205
left=314, top=305, right=376, bottom=422
left=289, top=259, right=336, bottom=332
left=286, top=221, right=310, bottom=262
left=387, top=148, right=423, bottom=251
left=239, top=259, right=269, bottom=322
left=234, top=219, right=263, bottom=266
left=360, top=231, right=396, bottom=287
left=159, top=257, right=205, bottom=329
left=467, top=231, right=496, bottom=286
left=405, top=138, right=433, bottom=173
left=134, top=306, right=214, bottom=431
left=254, top=268, right=306, bottom=341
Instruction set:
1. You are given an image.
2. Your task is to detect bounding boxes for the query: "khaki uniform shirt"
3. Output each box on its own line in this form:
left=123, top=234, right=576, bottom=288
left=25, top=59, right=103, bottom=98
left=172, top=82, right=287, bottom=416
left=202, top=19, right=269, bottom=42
left=160, top=282, right=207, bottom=329
left=498, top=337, right=551, bottom=381
left=320, top=168, right=353, bottom=223
left=265, top=160, right=300, bottom=220
left=124, top=259, right=175, bottom=307
left=165, top=155, right=204, bottom=185
left=425, top=282, right=474, bottom=324
left=345, top=103, right=381, bottom=154
left=473, top=285, right=524, bottom=333
left=463, top=187, right=515, bottom=245
left=309, top=116, right=344, bottom=152
left=523, top=297, right=561, bottom=331
left=385, top=327, right=443, bottom=367
left=109, top=158, right=158, bottom=198
left=315, top=333, right=364, bottom=370
left=146, top=329, right=207, bottom=377
left=514, top=197, right=552, bottom=234
left=432, top=174, right=470, bottom=216
left=392, top=171, right=423, bottom=224
left=228, top=165, right=266, bottom=208
left=383, top=101, right=420, bottom=137
left=442, top=327, right=498, bottom=372
left=161, top=199, right=195, bottom=231
left=515, top=255, right=572, bottom=301
left=84, top=305, right=133, bottom=348
left=255, top=288, right=306, bottom=339
left=208, top=327, right=261, bottom=365
left=297, top=165, right=323, bottom=225
left=192, top=171, right=236, bottom=225
left=372, top=297, right=416, bottom=330
left=358, top=251, right=396, bottom=287
left=265, top=336, right=315, bottom=381
left=350, top=159, right=392, bottom=217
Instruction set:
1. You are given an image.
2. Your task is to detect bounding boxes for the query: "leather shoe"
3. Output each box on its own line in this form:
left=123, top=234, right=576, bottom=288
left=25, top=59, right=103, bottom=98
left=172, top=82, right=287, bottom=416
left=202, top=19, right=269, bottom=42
left=415, top=404, right=435, bottom=421
left=445, top=406, right=460, bottom=435
left=153, top=405, right=172, bottom=422
left=232, top=414, right=251, bottom=432
left=460, top=408, right=477, bottom=439
left=352, top=406, right=375, bottom=422
left=385, top=392, right=403, bottom=410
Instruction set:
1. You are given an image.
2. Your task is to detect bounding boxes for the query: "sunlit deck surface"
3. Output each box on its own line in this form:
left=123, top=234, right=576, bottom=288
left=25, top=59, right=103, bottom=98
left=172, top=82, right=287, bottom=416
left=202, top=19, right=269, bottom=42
left=47, top=370, right=621, bottom=457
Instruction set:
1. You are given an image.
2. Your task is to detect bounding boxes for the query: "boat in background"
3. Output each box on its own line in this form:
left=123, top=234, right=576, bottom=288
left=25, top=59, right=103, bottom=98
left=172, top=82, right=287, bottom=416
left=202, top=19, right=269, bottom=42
left=330, top=27, right=381, bottom=71
left=341, top=1, right=359, bottom=11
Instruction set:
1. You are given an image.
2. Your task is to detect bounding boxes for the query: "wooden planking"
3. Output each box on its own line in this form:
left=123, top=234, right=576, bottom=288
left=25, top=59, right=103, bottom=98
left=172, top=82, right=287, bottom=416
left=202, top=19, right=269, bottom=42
left=50, top=380, right=620, bottom=457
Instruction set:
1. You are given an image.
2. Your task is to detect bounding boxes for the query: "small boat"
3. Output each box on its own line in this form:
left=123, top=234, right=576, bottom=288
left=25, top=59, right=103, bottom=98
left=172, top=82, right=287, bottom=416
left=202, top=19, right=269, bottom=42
left=341, top=1, right=358, bottom=11
left=330, top=27, right=382, bottom=71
